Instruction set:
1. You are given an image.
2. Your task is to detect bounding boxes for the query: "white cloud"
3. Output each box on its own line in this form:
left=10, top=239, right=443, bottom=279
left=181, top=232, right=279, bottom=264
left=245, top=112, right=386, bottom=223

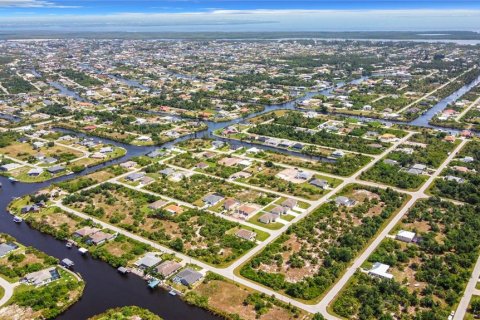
left=0, top=0, right=79, bottom=8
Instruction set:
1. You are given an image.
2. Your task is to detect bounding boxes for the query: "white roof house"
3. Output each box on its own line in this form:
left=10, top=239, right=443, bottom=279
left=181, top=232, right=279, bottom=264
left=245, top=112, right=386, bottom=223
left=396, top=230, right=416, bottom=243
left=368, top=262, right=393, bottom=280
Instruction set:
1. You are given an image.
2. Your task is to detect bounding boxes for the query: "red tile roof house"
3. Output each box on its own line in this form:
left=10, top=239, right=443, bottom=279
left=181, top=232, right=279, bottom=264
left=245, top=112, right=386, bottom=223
left=236, top=204, right=258, bottom=218
left=223, top=198, right=240, bottom=211
left=87, top=231, right=117, bottom=245
left=83, top=125, right=97, bottom=131
left=73, top=227, right=101, bottom=238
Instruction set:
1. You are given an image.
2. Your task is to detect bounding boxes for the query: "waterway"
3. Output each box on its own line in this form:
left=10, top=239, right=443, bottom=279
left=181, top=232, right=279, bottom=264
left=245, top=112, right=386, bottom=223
left=0, top=72, right=478, bottom=319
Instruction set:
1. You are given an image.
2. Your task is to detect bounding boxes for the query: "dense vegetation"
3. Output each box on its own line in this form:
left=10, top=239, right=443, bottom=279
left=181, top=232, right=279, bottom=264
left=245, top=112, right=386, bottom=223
left=249, top=123, right=387, bottom=154
left=88, top=306, right=163, bottom=320
left=361, top=161, right=427, bottom=189
left=61, top=68, right=103, bottom=87
left=333, top=197, right=480, bottom=319
left=63, top=183, right=256, bottom=265
left=241, top=185, right=406, bottom=301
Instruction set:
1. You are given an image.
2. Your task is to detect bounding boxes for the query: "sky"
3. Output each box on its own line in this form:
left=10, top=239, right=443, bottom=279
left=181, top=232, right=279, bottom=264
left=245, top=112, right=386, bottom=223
left=1, top=0, right=480, bottom=32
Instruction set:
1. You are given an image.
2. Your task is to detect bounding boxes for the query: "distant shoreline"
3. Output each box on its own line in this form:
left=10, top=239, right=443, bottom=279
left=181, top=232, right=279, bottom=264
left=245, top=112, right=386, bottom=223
left=1, top=30, right=480, bottom=41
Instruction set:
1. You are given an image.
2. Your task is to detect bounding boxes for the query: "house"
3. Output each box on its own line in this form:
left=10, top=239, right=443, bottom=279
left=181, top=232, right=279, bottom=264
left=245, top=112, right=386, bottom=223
left=120, top=161, right=137, bottom=169
left=0, top=163, right=22, bottom=172
left=296, top=170, right=313, bottom=180
left=164, top=204, right=183, bottom=215
left=443, top=135, right=456, bottom=143
left=368, top=262, right=393, bottom=279
left=461, top=156, right=474, bottom=163
left=379, top=133, right=398, bottom=143
left=237, top=204, right=258, bottom=217
left=140, top=176, right=155, bottom=185
left=331, top=150, right=345, bottom=158
left=159, top=167, right=175, bottom=176
left=281, top=198, right=298, bottom=210
left=147, top=149, right=166, bottom=158
left=23, top=267, right=60, bottom=286
left=238, top=159, right=252, bottom=168
left=397, top=147, right=414, bottom=155
left=46, top=165, right=65, bottom=174
left=212, top=141, right=225, bottom=149
left=292, top=143, right=304, bottom=150
left=270, top=205, right=287, bottom=215
left=125, top=172, right=146, bottom=181
left=235, top=229, right=257, bottom=241
left=34, top=153, right=46, bottom=161
left=100, top=146, right=113, bottom=153
left=384, top=159, right=399, bottom=166
left=169, top=171, right=186, bottom=182
left=73, top=226, right=101, bottom=238
left=87, top=231, right=116, bottom=245
left=230, top=171, right=252, bottom=180
left=173, top=268, right=203, bottom=286
left=90, top=152, right=106, bottom=159
left=335, top=196, right=356, bottom=207
left=396, top=230, right=416, bottom=243
left=21, top=204, right=40, bottom=214
left=27, top=167, right=44, bottom=176
left=452, top=166, right=469, bottom=173
left=155, top=260, right=182, bottom=278
left=134, top=252, right=162, bottom=269
left=195, top=162, right=209, bottom=169
left=203, top=194, right=224, bottom=206
left=136, top=135, right=151, bottom=142
left=407, top=163, right=427, bottom=175
left=259, top=212, right=278, bottom=224
left=444, top=175, right=465, bottom=184
left=246, top=147, right=261, bottom=154
left=32, top=141, right=45, bottom=149
left=42, top=157, right=58, bottom=164
left=309, top=178, right=329, bottom=189
left=148, top=200, right=168, bottom=210
left=0, top=242, right=18, bottom=257
left=218, top=157, right=241, bottom=167
left=223, top=198, right=240, bottom=211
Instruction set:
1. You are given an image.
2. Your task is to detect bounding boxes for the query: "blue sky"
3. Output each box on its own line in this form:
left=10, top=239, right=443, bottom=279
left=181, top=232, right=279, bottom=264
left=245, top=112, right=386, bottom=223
left=1, top=1, right=480, bottom=32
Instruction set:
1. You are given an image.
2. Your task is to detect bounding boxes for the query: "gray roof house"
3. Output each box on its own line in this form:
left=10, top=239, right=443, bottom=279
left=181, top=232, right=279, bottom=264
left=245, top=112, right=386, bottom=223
left=203, top=194, right=224, bottom=206
left=335, top=196, right=356, bottom=207
left=407, top=163, right=427, bottom=175
left=46, top=165, right=65, bottom=174
left=309, top=178, right=329, bottom=189
left=0, top=242, right=18, bottom=257
left=134, top=252, right=162, bottom=269
left=126, top=172, right=146, bottom=181
left=173, top=268, right=203, bottom=286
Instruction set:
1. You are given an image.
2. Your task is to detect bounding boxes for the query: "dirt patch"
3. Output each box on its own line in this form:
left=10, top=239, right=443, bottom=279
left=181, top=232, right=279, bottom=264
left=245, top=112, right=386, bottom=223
left=0, top=305, right=38, bottom=320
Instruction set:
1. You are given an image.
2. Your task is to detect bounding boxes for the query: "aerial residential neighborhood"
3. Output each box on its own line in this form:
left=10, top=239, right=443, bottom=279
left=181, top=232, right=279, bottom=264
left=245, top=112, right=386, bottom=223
left=1, top=1, right=480, bottom=320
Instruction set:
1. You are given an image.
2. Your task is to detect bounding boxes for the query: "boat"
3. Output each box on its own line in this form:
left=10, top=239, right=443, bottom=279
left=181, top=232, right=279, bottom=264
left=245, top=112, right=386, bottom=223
left=78, top=247, right=88, bottom=255
left=117, top=266, right=130, bottom=274
left=8, top=177, right=18, bottom=182
left=168, top=290, right=177, bottom=296
left=13, top=216, right=22, bottom=223
left=61, top=258, right=75, bottom=268
left=147, top=278, right=160, bottom=289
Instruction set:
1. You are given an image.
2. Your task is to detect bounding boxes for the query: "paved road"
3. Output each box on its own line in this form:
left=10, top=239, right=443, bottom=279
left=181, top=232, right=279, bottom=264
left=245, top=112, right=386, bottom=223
left=454, top=250, right=480, bottom=319
left=316, top=138, right=468, bottom=319
left=18, top=126, right=473, bottom=318
left=44, top=130, right=415, bottom=315
left=398, top=68, right=475, bottom=114
left=455, top=95, right=480, bottom=121
left=0, top=277, right=18, bottom=307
